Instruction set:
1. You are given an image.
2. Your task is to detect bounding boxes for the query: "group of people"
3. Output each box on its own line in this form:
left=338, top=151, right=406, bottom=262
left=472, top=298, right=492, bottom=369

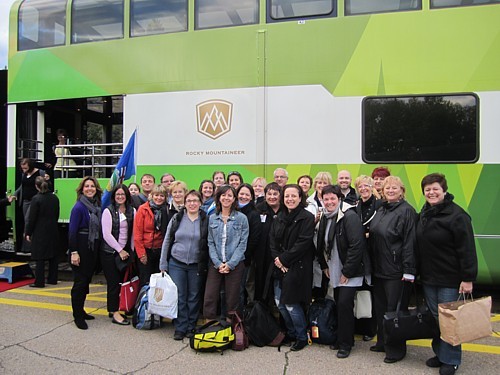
left=22, top=164, right=477, bottom=375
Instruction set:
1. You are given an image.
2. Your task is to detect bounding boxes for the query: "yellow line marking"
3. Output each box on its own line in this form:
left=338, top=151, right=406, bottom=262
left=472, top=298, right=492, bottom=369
left=408, top=339, right=500, bottom=354
left=0, top=297, right=109, bottom=316
left=4, top=289, right=106, bottom=302
left=491, top=315, right=500, bottom=322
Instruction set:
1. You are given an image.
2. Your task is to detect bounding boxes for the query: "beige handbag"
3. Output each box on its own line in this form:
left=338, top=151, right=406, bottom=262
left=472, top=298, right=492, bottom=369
left=438, top=295, right=492, bottom=346
left=353, top=290, right=372, bottom=319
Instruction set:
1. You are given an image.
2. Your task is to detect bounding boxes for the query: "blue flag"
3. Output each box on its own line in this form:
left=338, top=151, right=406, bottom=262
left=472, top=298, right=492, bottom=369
left=101, top=130, right=137, bottom=210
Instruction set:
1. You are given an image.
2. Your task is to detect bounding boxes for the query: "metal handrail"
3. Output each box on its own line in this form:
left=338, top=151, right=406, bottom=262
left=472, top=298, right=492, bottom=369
left=55, top=142, right=123, bottom=178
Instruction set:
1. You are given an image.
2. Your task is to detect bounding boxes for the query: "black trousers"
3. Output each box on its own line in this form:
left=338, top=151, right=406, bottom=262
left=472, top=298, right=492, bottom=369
left=71, top=234, right=97, bottom=320
left=100, top=251, right=125, bottom=313
left=373, top=277, right=411, bottom=360
left=334, top=286, right=358, bottom=350
left=137, top=248, right=161, bottom=287
left=34, top=257, right=58, bottom=286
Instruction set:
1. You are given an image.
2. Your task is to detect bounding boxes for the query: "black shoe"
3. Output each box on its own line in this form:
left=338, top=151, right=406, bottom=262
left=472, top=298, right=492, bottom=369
left=83, top=313, right=95, bottom=320
left=281, top=335, right=295, bottom=346
left=74, top=319, right=88, bottom=330
left=185, top=331, right=195, bottom=339
left=370, top=345, right=385, bottom=353
left=29, top=283, right=44, bottom=288
left=112, top=317, right=130, bottom=326
left=290, top=339, right=308, bottom=351
left=384, top=357, right=402, bottom=364
left=426, top=356, right=443, bottom=368
left=337, top=349, right=351, bottom=359
left=109, top=312, right=127, bottom=319
left=329, top=344, right=339, bottom=350
left=173, top=331, right=185, bottom=341
left=439, top=364, right=458, bottom=375
left=363, top=335, right=374, bottom=341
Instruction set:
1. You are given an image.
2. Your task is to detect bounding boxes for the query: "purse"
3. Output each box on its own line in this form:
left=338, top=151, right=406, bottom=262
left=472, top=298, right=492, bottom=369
left=354, top=290, right=372, bottom=319
left=383, top=284, right=439, bottom=344
left=231, top=311, right=249, bottom=351
left=118, top=264, right=140, bottom=314
left=438, top=294, right=492, bottom=346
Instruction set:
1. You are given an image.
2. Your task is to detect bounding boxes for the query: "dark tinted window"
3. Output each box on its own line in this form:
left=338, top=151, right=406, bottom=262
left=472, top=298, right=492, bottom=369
left=195, top=0, right=258, bottom=30
left=268, top=0, right=335, bottom=20
left=131, top=0, right=187, bottom=37
left=431, top=0, right=500, bottom=9
left=345, top=0, right=421, bottom=15
left=72, top=0, right=124, bottom=43
left=363, top=95, right=478, bottom=163
left=18, top=0, right=66, bottom=51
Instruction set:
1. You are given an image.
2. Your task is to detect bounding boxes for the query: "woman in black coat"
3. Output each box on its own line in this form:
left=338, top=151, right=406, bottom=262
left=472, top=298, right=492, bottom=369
left=270, top=184, right=315, bottom=351
left=369, top=176, right=417, bottom=364
left=416, top=173, right=477, bottom=375
left=25, top=176, right=60, bottom=287
left=316, top=185, right=366, bottom=358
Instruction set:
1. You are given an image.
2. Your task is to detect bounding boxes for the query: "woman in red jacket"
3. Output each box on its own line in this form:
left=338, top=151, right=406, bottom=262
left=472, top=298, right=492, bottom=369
left=134, top=185, right=169, bottom=286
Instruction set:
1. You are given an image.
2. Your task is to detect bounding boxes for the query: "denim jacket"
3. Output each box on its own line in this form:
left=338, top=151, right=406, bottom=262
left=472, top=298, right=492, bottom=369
left=208, top=211, right=249, bottom=270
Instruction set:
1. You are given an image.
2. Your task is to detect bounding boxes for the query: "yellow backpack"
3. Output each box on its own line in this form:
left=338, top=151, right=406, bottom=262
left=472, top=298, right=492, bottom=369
left=190, top=320, right=234, bottom=352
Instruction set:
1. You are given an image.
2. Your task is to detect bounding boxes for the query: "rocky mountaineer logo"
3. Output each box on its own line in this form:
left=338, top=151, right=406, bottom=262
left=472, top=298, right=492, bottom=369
left=196, top=99, right=233, bottom=139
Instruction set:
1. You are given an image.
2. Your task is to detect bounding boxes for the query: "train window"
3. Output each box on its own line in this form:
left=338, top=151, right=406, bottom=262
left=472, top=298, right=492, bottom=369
left=268, top=0, right=335, bottom=20
left=362, top=94, right=478, bottom=163
left=431, top=0, right=500, bottom=8
left=18, top=0, right=66, bottom=51
left=345, top=0, right=421, bottom=15
left=71, top=0, right=124, bottom=43
left=130, top=0, right=187, bottom=37
left=195, top=0, right=259, bottom=29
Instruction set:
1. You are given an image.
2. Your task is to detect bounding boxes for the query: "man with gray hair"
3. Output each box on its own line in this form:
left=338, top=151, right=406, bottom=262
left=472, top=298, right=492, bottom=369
left=273, top=168, right=289, bottom=187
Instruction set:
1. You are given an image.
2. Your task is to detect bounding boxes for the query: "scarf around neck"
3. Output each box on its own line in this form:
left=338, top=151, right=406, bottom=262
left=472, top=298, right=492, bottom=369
left=80, top=195, right=101, bottom=250
left=149, top=201, right=164, bottom=231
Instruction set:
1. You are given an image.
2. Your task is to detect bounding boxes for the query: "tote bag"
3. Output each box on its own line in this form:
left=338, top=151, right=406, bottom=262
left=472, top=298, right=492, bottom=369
left=147, top=272, right=178, bottom=319
left=119, top=265, right=140, bottom=313
left=438, top=295, right=492, bottom=346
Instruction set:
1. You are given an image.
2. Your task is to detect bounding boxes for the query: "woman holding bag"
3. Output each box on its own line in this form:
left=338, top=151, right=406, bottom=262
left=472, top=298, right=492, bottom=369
left=160, top=190, right=209, bottom=341
left=417, top=173, right=477, bottom=375
left=100, top=184, right=135, bottom=326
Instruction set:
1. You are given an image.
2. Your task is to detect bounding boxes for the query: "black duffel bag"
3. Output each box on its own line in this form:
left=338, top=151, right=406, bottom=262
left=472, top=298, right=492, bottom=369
left=243, top=301, right=285, bottom=347
left=308, top=298, right=337, bottom=345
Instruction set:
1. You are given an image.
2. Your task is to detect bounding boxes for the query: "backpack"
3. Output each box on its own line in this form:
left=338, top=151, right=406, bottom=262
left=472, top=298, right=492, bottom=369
left=132, top=285, right=161, bottom=330
left=308, top=298, right=337, bottom=345
left=243, top=301, right=285, bottom=347
left=231, top=312, right=249, bottom=351
left=190, top=320, right=234, bottom=352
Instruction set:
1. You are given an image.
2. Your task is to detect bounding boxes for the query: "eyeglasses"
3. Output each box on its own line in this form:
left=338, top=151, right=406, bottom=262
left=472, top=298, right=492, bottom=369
left=228, top=171, right=242, bottom=177
left=185, top=199, right=200, bottom=204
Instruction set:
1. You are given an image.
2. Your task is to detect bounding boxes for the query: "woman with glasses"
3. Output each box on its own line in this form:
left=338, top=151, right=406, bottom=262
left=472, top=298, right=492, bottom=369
left=100, top=184, right=135, bottom=326
left=160, top=190, right=209, bottom=340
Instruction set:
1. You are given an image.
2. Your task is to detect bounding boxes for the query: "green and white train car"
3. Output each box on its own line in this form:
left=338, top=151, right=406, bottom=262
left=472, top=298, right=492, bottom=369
left=6, top=0, right=500, bottom=284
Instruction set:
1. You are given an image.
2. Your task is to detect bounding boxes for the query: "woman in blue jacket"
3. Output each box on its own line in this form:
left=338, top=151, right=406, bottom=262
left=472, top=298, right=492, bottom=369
left=203, top=185, right=249, bottom=321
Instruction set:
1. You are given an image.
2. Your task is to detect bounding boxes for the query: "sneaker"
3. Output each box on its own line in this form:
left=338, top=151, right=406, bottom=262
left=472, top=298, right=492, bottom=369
left=439, top=364, right=458, bottom=375
left=426, top=356, right=443, bottom=368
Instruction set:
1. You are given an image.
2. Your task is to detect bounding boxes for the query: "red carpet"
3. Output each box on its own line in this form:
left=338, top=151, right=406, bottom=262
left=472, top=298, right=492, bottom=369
left=0, top=277, right=35, bottom=292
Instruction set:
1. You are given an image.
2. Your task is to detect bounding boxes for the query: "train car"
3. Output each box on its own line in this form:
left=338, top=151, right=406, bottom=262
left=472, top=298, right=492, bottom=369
left=6, top=0, right=500, bottom=284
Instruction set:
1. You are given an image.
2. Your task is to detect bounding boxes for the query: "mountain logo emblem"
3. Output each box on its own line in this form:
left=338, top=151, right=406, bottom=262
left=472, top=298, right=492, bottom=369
left=196, top=99, right=233, bottom=139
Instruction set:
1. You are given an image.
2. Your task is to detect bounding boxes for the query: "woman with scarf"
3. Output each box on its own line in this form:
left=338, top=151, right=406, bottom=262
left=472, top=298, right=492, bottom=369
left=199, top=179, right=216, bottom=215
left=236, top=183, right=262, bottom=306
left=134, top=185, right=169, bottom=287
left=270, top=184, right=315, bottom=351
left=417, top=173, right=477, bottom=375
left=68, top=176, right=103, bottom=330
left=100, top=184, right=135, bottom=325
left=316, top=185, right=367, bottom=358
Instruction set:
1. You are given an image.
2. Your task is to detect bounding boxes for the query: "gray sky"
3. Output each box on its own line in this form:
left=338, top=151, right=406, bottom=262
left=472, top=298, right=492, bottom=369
left=1, top=0, right=18, bottom=69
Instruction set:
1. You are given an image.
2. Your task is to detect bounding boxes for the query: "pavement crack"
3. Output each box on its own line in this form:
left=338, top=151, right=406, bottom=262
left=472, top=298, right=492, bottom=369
left=283, top=349, right=290, bottom=374
left=124, top=343, right=189, bottom=375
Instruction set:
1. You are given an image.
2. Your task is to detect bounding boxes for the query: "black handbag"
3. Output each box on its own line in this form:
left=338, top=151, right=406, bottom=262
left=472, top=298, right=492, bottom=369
left=383, top=284, right=439, bottom=344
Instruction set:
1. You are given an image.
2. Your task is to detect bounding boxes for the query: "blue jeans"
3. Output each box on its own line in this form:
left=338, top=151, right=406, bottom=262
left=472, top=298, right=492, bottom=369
left=423, top=284, right=461, bottom=366
left=274, top=279, right=308, bottom=341
left=168, top=258, right=202, bottom=334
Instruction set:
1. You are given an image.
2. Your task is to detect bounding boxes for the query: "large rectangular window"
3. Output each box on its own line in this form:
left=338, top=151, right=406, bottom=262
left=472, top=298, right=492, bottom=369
left=72, top=0, right=124, bottom=43
left=363, top=94, right=478, bottom=163
left=268, top=0, right=335, bottom=20
left=131, top=0, right=188, bottom=37
left=18, top=0, right=66, bottom=51
left=345, top=0, right=421, bottom=15
left=195, top=0, right=258, bottom=30
left=431, top=0, right=500, bottom=9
